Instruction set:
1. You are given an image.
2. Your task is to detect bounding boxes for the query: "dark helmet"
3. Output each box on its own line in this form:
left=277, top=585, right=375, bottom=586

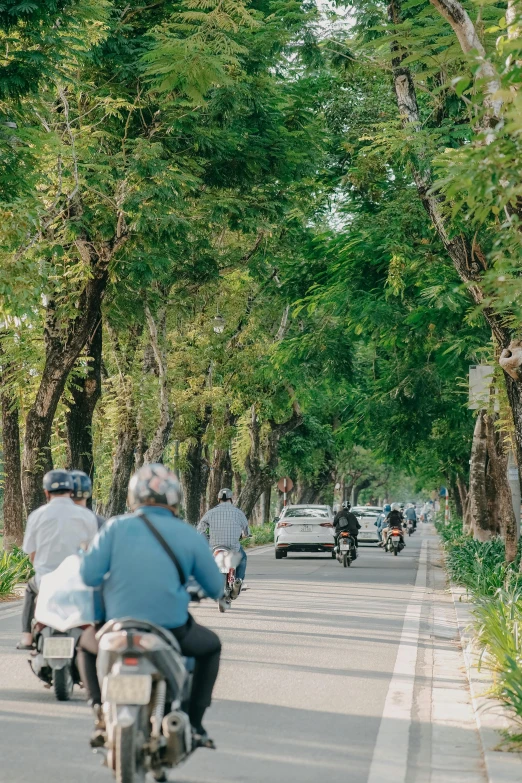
left=128, top=463, right=182, bottom=511
left=218, top=488, right=233, bottom=502
left=70, top=470, right=92, bottom=499
left=43, top=469, right=73, bottom=493
left=342, top=501, right=351, bottom=510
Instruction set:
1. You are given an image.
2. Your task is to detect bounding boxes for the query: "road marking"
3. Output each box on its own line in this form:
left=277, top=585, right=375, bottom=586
left=367, top=538, right=428, bottom=783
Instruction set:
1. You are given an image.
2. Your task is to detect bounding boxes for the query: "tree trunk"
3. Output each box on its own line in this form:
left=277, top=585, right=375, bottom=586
left=180, top=408, right=211, bottom=526
left=143, top=304, right=173, bottom=464
left=457, top=475, right=470, bottom=531
left=208, top=447, right=232, bottom=508
left=485, top=414, right=518, bottom=562
left=451, top=480, right=463, bottom=519
left=233, top=470, right=243, bottom=497
left=261, top=487, right=272, bottom=523
left=468, top=412, right=494, bottom=541
left=65, top=309, right=103, bottom=479
left=353, top=476, right=373, bottom=506
left=0, top=393, right=24, bottom=548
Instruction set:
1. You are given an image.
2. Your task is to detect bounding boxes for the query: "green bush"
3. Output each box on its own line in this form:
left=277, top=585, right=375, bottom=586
left=8, top=546, right=34, bottom=581
left=244, top=523, right=275, bottom=548
left=0, top=550, right=32, bottom=599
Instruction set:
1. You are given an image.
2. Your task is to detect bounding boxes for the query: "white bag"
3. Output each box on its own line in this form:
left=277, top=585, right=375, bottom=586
left=35, top=555, right=95, bottom=632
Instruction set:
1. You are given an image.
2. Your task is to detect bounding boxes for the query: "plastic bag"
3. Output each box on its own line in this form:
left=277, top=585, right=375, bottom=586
left=35, top=554, right=95, bottom=632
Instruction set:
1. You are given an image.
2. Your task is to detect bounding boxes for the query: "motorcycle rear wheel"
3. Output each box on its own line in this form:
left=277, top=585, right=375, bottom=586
left=53, top=665, right=74, bottom=701
left=115, top=722, right=146, bottom=783
left=343, top=553, right=351, bottom=567
left=393, top=547, right=398, bottom=556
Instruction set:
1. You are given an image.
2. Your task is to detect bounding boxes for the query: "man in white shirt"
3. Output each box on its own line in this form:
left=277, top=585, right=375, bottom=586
left=17, top=469, right=98, bottom=650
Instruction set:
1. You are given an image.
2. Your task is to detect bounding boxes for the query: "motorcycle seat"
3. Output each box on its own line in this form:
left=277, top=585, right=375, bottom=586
left=97, top=618, right=182, bottom=654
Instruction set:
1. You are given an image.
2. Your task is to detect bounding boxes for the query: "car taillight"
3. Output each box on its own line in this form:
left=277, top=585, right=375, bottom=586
left=320, top=522, right=333, bottom=527
left=277, top=522, right=292, bottom=528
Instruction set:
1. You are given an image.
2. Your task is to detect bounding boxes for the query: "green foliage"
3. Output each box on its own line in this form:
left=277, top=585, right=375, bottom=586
left=244, top=522, right=275, bottom=547
left=0, top=548, right=31, bottom=597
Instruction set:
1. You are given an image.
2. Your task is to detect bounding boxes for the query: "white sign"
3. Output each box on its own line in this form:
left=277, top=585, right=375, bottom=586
left=469, top=365, right=495, bottom=410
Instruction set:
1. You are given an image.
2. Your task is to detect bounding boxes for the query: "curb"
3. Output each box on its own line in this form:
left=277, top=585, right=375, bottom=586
left=450, top=583, right=522, bottom=783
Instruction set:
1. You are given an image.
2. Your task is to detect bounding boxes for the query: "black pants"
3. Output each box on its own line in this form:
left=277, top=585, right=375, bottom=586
left=78, top=616, right=221, bottom=729
left=21, top=577, right=38, bottom=634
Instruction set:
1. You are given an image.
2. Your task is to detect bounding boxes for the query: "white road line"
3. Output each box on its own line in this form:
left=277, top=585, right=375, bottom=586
left=367, top=538, right=428, bottom=783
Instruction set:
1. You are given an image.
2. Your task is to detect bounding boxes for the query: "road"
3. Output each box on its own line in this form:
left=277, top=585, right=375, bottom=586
left=0, top=527, right=486, bottom=783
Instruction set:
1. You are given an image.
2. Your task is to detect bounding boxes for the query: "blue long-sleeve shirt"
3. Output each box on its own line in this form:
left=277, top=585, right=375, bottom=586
left=80, top=506, right=223, bottom=629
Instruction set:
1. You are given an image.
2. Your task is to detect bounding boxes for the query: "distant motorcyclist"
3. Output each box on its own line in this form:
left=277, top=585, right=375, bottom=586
left=17, top=470, right=98, bottom=650
left=197, top=488, right=250, bottom=584
left=382, top=503, right=405, bottom=547
left=334, top=501, right=361, bottom=547
left=70, top=470, right=105, bottom=529
left=79, top=463, right=224, bottom=746
left=405, top=503, right=417, bottom=530
left=375, top=504, right=391, bottom=545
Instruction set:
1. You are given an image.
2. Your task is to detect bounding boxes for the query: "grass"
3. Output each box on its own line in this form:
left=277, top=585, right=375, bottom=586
left=0, top=548, right=33, bottom=600
left=244, top=522, right=275, bottom=548
left=437, top=519, right=522, bottom=742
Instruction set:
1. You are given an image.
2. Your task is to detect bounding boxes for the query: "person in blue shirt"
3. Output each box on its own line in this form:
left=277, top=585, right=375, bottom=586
left=78, top=463, right=224, bottom=745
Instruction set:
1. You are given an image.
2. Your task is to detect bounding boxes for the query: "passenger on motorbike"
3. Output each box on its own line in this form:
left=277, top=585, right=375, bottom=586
left=79, top=464, right=224, bottom=747
left=17, top=470, right=98, bottom=650
left=333, top=502, right=361, bottom=548
left=375, top=504, right=391, bottom=545
left=197, top=488, right=250, bottom=584
left=70, top=470, right=105, bottom=529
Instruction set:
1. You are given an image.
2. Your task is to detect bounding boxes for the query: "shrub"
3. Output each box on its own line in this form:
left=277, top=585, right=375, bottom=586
left=245, top=522, right=275, bottom=548
left=0, top=550, right=31, bottom=599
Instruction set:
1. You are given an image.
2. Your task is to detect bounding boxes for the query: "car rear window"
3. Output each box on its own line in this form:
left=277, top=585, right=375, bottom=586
left=284, top=508, right=329, bottom=518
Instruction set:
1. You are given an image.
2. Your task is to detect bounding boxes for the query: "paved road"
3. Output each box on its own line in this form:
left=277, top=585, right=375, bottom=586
left=0, top=528, right=486, bottom=782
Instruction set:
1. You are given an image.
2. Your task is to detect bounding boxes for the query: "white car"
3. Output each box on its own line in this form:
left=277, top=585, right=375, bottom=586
left=274, top=505, right=335, bottom=559
left=351, top=506, right=381, bottom=544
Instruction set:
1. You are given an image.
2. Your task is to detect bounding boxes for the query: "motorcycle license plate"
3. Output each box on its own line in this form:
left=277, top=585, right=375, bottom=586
left=102, top=674, right=152, bottom=705
left=300, top=525, right=312, bottom=532
left=43, top=637, right=75, bottom=659
left=392, top=535, right=400, bottom=541
left=340, top=542, right=350, bottom=550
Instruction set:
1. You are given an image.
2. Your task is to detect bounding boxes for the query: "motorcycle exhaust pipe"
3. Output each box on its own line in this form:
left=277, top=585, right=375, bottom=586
left=162, top=710, right=189, bottom=764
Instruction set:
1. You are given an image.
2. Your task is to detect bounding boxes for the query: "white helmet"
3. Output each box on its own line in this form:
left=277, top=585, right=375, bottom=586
left=391, top=503, right=400, bottom=511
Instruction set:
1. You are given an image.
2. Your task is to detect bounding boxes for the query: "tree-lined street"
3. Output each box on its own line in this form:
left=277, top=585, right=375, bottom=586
left=0, top=530, right=488, bottom=783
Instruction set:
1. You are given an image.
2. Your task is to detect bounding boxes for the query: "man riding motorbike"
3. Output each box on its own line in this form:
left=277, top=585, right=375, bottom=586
left=70, top=470, right=106, bottom=529
left=79, top=464, right=224, bottom=748
left=17, top=470, right=98, bottom=650
left=375, top=504, right=391, bottom=545
left=381, top=503, right=405, bottom=548
left=197, top=488, right=250, bottom=586
left=333, top=501, right=361, bottom=548
left=405, top=503, right=417, bottom=530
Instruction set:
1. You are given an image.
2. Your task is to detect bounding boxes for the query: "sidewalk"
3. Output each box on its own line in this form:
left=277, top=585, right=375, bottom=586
left=451, top=585, right=522, bottom=783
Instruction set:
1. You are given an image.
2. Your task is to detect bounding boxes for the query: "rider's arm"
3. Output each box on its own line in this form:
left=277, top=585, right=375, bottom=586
left=239, top=510, right=250, bottom=539
left=191, top=535, right=224, bottom=599
left=80, top=522, right=114, bottom=587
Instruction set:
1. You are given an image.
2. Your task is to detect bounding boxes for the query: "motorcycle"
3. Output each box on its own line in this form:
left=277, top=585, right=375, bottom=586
left=30, top=622, right=84, bottom=701
left=212, top=547, right=242, bottom=612
left=96, top=611, right=220, bottom=783
left=336, top=531, right=357, bottom=567
left=386, top=526, right=405, bottom=556
left=406, top=519, right=415, bottom=536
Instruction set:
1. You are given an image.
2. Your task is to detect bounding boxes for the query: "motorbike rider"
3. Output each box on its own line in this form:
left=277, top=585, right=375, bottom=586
left=333, top=501, right=361, bottom=547
left=70, top=470, right=105, bottom=529
left=79, top=463, right=224, bottom=747
left=17, top=470, right=98, bottom=650
left=197, top=488, right=250, bottom=585
left=405, top=503, right=417, bottom=530
left=381, top=503, right=405, bottom=548
left=375, top=504, right=391, bottom=545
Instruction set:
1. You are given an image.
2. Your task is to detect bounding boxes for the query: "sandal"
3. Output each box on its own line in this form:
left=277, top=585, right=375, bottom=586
left=16, top=642, right=34, bottom=650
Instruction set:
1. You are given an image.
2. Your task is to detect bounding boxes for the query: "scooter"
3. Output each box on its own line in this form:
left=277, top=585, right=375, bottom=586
left=30, top=622, right=85, bottom=701
left=212, top=547, right=242, bottom=612
left=406, top=519, right=415, bottom=536
left=386, top=526, right=405, bottom=556
left=95, top=605, right=222, bottom=783
left=336, top=531, right=357, bottom=567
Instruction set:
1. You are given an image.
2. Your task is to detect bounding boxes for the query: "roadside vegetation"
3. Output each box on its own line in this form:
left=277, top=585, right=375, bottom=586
left=438, top=520, right=522, bottom=741
left=0, top=548, right=32, bottom=600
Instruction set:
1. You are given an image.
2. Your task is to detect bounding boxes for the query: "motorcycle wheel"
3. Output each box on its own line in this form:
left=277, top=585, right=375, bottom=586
left=54, top=665, right=74, bottom=701
left=343, top=553, right=350, bottom=567
left=393, top=546, right=398, bottom=556
left=115, top=722, right=146, bottom=783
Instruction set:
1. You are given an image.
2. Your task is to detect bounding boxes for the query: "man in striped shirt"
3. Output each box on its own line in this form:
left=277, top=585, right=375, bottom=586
left=197, top=489, right=250, bottom=581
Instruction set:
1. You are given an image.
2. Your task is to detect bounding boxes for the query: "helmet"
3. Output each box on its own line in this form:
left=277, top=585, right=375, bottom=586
left=391, top=503, right=400, bottom=511
left=128, top=464, right=182, bottom=511
left=43, top=469, right=73, bottom=493
left=383, top=504, right=391, bottom=513
left=70, top=470, right=92, bottom=499
left=218, top=488, right=233, bottom=502
left=342, top=501, right=351, bottom=510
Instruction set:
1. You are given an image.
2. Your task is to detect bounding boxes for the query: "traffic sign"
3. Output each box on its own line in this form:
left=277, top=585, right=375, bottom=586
left=277, top=477, right=294, bottom=492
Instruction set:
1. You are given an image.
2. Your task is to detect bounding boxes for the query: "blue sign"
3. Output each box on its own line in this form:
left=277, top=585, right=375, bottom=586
left=439, top=486, right=448, bottom=497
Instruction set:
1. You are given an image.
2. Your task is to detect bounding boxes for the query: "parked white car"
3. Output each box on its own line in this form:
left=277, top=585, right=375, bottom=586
left=351, top=506, right=381, bottom=544
left=274, top=505, right=335, bottom=559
